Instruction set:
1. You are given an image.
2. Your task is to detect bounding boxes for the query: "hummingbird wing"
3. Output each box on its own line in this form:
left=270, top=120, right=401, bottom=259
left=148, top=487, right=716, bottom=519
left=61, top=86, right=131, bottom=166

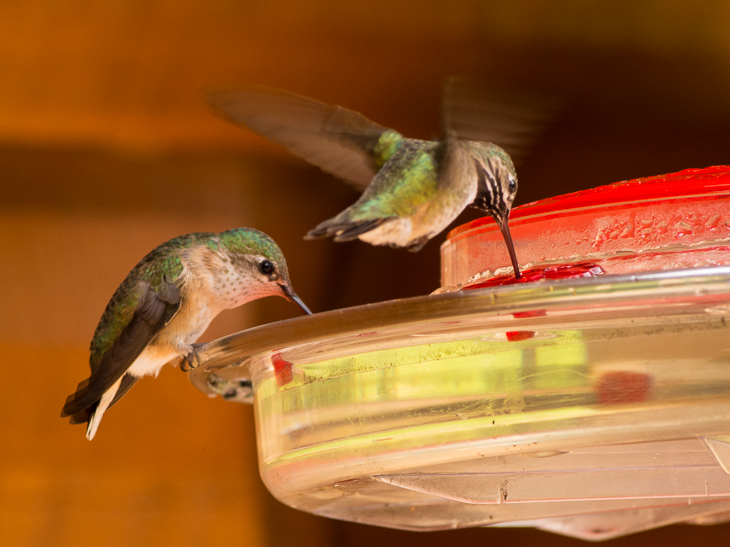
left=442, top=78, right=560, bottom=165
left=61, top=276, right=181, bottom=419
left=206, top=84, right=399, bottom=188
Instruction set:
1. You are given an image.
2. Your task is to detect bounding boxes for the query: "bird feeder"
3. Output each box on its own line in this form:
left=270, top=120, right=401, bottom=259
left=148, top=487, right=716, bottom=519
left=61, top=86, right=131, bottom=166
left=189, top=166, right=730, bottom=541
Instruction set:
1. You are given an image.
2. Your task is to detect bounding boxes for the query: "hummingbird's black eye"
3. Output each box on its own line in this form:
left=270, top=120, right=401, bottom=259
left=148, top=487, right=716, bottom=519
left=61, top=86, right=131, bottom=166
left=508, top=179, right=517, bottom=193
left=259, top=260, right=274, bottom=275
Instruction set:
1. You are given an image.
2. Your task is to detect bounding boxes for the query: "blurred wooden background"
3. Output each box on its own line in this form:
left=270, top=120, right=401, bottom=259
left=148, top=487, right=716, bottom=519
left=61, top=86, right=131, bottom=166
left=1, top=1, right=730, bottom=546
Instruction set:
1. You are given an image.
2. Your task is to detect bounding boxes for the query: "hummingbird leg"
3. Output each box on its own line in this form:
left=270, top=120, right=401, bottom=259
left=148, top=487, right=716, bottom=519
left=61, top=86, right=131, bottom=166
left=407, top=236, right=430, bottom=252
left=180, top=343, right=205, bottom=372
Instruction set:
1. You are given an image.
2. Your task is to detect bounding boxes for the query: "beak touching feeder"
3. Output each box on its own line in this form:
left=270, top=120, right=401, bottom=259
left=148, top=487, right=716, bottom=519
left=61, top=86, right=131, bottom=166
left=190, top=166, right=730, bottom=541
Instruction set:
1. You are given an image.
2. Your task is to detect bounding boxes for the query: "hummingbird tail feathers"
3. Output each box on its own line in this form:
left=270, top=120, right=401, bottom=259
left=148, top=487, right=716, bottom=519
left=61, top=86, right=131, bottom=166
left=63, top=374, right=138, bottom=423
left=63, top=373, right=138, bottom=440
left=86, top=377, right=123, bottom=440
left=306, top=218, right=388, bottom=242
left=68, top=407, right=92, bottom=425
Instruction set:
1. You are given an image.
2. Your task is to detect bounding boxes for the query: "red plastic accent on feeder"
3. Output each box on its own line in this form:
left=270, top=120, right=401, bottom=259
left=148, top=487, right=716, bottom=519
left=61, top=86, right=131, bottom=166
left=512, top=310, right=548, bottom=319
left=597, top=371, right=653, bottom=404
left=505, top=331, right=535, bottom=342
left=271, top=353, right=293, bottom=386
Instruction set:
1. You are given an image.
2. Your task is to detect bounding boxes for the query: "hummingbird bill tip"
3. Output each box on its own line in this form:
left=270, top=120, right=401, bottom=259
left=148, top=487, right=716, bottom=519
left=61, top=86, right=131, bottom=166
left=280, top=284, right=313, bottom=315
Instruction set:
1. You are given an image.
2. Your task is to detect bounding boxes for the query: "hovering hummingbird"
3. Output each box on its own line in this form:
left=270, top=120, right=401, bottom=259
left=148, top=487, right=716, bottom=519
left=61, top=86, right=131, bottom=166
left=206, top=81, right=552, bottom=279
left=61, top=228, right=311, bottom=440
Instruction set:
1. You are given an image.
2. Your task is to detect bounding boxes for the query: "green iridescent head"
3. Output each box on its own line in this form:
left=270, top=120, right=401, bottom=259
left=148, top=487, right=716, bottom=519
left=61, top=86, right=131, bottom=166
left=216, top=228, right=311, bottom=315
left=468, top=142, right=518, bottom=222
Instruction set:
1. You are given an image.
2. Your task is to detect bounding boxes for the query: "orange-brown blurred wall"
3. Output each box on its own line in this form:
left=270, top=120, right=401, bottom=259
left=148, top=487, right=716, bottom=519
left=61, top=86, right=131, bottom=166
left=0, top=149, right=334, bottom=547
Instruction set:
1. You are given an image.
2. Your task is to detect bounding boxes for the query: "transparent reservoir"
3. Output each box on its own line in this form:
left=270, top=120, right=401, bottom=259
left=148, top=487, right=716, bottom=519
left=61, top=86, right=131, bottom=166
left=190, top=167, right=730, bottom=540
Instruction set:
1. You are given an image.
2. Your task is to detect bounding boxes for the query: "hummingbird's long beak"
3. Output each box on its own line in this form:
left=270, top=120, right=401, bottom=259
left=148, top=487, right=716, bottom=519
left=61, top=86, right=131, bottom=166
left=496, top=214, right=521, bottom=280
left=280, top=284, right=313, bottom=315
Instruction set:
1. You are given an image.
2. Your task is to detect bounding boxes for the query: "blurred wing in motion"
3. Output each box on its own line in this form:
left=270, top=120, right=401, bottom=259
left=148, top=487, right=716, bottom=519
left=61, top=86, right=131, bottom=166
left=206, top=84, right=395, bottom=189
left=442, top=77, right=562, bottom=165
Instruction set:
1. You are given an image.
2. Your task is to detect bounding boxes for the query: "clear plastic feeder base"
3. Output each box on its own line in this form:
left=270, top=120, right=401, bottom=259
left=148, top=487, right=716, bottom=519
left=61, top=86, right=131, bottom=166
left=190, top=167, right=730, bottom=541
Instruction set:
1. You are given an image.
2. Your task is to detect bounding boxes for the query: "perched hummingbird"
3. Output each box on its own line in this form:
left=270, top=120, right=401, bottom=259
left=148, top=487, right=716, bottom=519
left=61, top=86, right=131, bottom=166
left=62, top=228, right=311, bottom=440
left=206, top=82, right=551, bottom=279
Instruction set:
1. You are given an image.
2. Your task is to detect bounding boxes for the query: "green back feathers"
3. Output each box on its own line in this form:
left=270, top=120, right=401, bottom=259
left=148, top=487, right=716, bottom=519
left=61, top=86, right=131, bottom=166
left=88, top=234, right=194, bottom=368
left=372, top=130, right=405, bottom=168
left=354, top=140, right=440, bottom=218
